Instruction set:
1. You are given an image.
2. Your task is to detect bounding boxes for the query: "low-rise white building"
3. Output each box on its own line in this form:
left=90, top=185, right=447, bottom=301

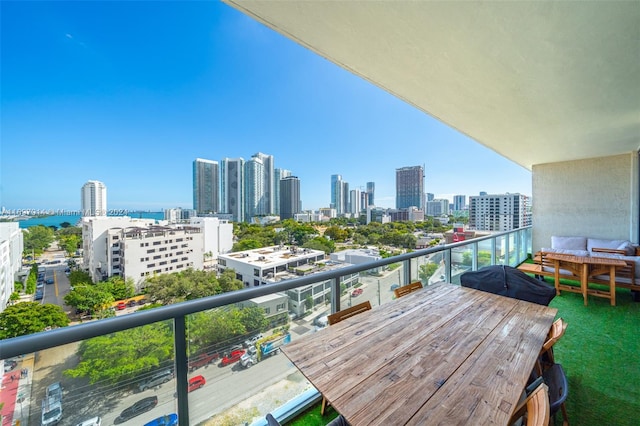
left=83, top=216, right=232, bottom=289
left=0, top=222, right=23, bottom=312
left=218, top=245, right=359, bottom=317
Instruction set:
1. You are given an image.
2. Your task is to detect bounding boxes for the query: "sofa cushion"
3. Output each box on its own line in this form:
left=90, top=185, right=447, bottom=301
left=587, top=238, right=635, bottom=255
left=541, top=247, right=590, bottom=257
left=551, top=236, right=587, bottom=251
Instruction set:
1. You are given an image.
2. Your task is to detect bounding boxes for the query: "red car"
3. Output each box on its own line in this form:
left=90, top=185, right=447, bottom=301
left=220, top=349, right=246, bottom=366
left=188, top=352, right=219, bottom=371
left=188, top=375, right=206, bottom=392
left=116, top=302, right=127, bottom=310
left=351, top=288, right=363, bottom=297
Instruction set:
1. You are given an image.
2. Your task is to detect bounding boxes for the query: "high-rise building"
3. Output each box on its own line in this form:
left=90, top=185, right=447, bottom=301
left=221, top=158, right=245, bottom=223
left=350, top=189, right=361, bottom=215
left=330, top=174, right=349, bottom=215
left=396, top=166, right=424, bottom=210
left=244, top=156, right=266, bottom=219
left=330, top=174, right=341, bottom=210
left=193, top=158, right=219, bottom=214
left=274, top=168, right=292, bottom=215
left=280, top=176, right=301, bottom=219
left=426, top=199, right=449, bottom=217
left=453, top=195, right=466, bottom=211
left=81, top=180, right=107, bottom=217
left=468, top=193, right=531, bottom=231
left=253, top=152, right=275, bottom=214
left=426, top=192, right=435, bottom=202
left=366, top=182, right=375, bottom=206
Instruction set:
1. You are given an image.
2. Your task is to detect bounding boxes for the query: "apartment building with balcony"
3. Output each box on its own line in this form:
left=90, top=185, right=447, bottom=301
left=468, top=193, right=531, bottom=232
left=83, top=216, right=231, bottom=287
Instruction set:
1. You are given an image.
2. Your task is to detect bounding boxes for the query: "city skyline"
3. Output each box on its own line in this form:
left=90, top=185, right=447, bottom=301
left=1, top=1, right=532, bottom=212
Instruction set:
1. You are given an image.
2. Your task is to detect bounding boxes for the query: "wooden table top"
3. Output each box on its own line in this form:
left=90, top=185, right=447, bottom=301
left=544, top=252, right=626, bottom=266
left=282, top=283, right=558, bottom=426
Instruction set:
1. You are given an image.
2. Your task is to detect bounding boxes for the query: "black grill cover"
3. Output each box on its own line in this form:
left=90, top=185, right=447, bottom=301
left=460, top=265, right=556, bottom=306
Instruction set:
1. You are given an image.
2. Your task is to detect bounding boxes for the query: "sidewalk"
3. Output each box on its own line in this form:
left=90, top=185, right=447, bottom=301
left=0, top=354, right=34, bottom=426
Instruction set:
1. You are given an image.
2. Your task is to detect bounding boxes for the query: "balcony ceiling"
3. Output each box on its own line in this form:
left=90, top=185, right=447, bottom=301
left=224, top=1, right=640, bottom=170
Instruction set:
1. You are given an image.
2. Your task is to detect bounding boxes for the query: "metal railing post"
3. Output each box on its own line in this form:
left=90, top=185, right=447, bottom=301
left=330, top=277, right=341, bottom=314
left=174, top=315, right=189, bottom=425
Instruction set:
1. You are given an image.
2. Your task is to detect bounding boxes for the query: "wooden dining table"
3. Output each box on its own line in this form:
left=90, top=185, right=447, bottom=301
left=282, top=283, right=557, bottom=425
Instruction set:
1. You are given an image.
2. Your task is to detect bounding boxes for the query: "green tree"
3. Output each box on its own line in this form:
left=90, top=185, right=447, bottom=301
left=419, top=263, right=438, bottom=283
left=305, top=295, right=313, bottom=310
left=101, top=276, right=135, bottom=300
left=302, top=236, right=335, bottom=254
left=0, top=302, right=69, bottom=339
left=324, top=226, right=350, bottom=242
left=22, top=225, right=54, bottom=256
left=64, top=322, right=174, bottom=384
left=232, top=239, right=263, bottom=252
left=68, top=270, right=94, bottom=287
left=64, top=285, right=115, bottom=314
left=143, top=268, right=242, bottom=305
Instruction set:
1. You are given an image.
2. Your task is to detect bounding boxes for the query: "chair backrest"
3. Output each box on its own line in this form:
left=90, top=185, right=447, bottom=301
left=328, top=301, right=372, bottom=325
left=394, top=281, right=423, bottom=299
left=541, top=317, right=568, bottom=354
left=509, top=382, right=550, bottom=426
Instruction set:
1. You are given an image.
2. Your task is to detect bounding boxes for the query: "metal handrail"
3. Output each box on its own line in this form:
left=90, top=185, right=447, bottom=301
left=0, top=225, right=531, bottom=425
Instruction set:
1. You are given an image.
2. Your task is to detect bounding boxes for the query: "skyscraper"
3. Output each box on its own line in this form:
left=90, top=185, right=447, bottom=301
left=366, top=181, right=375, bottom=206
left=81, top=180, right=107, bottom=217
left=193, top=158, right=219, bottom=214
left=453, top=195, right=466, bottom=211
left=221, top=158, right=245, bottom=223
left=280, top=176, right=301, bottom=219
left=274, top=168, right=292, bottom=215
left=244, top=156, right=265, bottom=219
left=396, top=166, right=424, bottom=210
left=252, top=152, right=275, bottom=214
left=350, top=189, right=361, bottom=215
left=330, top=174, right=341, bottom=210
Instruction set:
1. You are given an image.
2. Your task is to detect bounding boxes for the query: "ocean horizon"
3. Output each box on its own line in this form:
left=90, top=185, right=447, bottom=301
left=15, top=212, right=165, bottom=229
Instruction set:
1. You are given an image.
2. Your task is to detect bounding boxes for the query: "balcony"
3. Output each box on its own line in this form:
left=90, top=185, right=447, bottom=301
left=2, top=227, right=638, bottom=425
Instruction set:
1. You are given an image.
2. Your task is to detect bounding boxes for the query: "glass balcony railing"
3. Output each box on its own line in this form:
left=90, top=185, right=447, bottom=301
left=0, top=226, right=531, bottom=426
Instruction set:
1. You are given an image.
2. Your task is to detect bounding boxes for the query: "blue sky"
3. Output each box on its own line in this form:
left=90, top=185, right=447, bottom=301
left=1, top=1, right=531, bottom=212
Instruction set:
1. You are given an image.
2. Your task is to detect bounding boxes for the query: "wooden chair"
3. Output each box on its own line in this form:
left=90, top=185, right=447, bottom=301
left=536, top=317, right=568, bottom=375
left=509, top=380, right=550, bottom=426
left=321, top=301, right=372, bottom=414
left=393, top=281, right=423, bottom=299
left=327, top=301, right=372, bottom=325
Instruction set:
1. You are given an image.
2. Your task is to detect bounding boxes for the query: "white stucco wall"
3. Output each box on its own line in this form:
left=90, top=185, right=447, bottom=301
left=532, top=153, right=639, bottom=251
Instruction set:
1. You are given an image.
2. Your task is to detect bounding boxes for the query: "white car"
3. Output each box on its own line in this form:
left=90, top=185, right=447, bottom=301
left=76, top=417, right=101, bottom=426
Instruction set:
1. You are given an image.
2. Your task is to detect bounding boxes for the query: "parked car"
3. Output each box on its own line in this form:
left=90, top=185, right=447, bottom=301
left=116, top=302, right=127, bottom=311
left=117, top=396, right=158, bottom=422
left=75, top=417, right=102, bottom=426
left=351, top=288, right=363, bottom=297
left=41, top=399, right=62, bottom=426
left=220, top=349, right=246, bottom=366
left=188, top=352, right=218, bottom=371
left=46, top=277, right=54, bottom=285
left=3, top=359, right=17, bottom=372
left=46, top=382, right=63, bottom=402
left=188, top=375, right=206, bottom=392
left=138, top=369, right=173, bottom=392
left=35, top=289, right=44, bottom=300
left=143, top=414, right=178, bottom=426
left=243, top=333, right=264, bottom=348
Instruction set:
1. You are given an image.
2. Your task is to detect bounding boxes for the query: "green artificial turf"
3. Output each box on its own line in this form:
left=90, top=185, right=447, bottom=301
left=286, top=403, right=339, bottom=426
left=545, top=279, right=640, bottom=425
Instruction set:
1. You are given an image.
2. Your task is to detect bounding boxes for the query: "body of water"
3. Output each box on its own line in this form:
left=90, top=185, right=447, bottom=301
left=16, top=212, right=165, bottom=228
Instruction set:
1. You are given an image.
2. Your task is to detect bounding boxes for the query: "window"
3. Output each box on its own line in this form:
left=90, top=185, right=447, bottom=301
left=219, top=259, right=226, bottom=266
left=147, top=249, right=156, bottom=254
left=276, top=303, right=286, bottom=311
left=264, top=307, right=271, bottom=314
left=153, top=241, right=161, bottom=246
left=254, top=268, right=260, bottom=276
